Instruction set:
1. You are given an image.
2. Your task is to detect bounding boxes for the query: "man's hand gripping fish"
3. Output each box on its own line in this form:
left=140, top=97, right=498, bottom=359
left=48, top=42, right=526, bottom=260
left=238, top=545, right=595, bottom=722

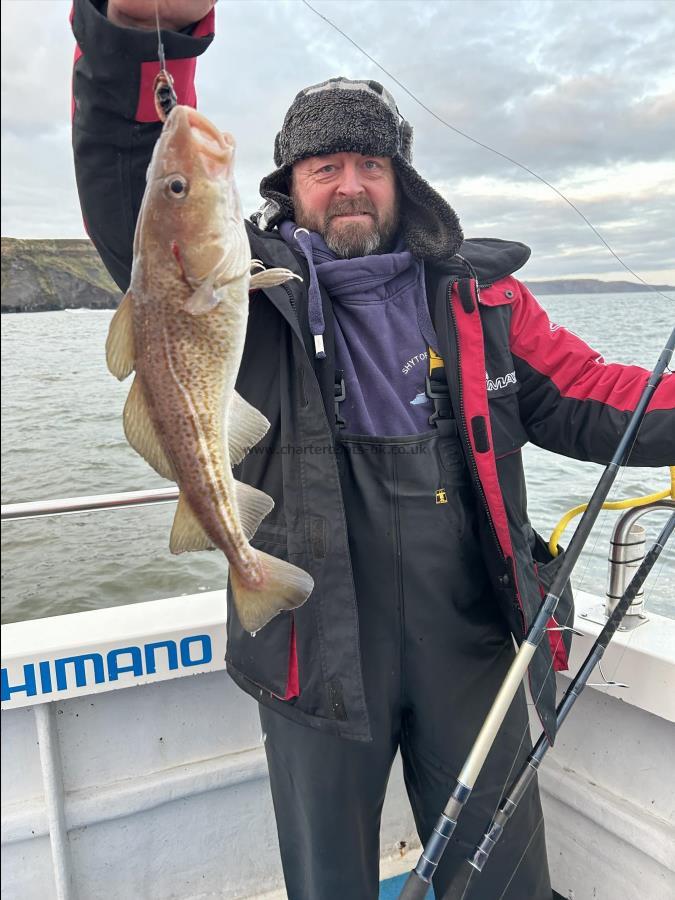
left=105, top=105, right=314, bottom=633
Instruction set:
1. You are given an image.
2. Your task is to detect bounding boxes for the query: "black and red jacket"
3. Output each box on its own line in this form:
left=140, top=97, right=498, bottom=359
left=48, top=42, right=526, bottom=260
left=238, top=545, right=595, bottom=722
left=71, top=0, right=674, bottom=743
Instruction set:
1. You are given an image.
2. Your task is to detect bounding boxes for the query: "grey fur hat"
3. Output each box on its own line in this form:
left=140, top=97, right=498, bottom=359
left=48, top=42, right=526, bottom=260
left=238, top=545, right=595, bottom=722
left=251, top=77, right=463, bottom=262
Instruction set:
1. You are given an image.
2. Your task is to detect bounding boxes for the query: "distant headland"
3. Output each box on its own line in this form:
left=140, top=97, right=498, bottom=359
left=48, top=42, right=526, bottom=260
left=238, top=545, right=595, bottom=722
left=524, top=278, right=674, bottom=295
left=1, top=237, right=673, bottom=312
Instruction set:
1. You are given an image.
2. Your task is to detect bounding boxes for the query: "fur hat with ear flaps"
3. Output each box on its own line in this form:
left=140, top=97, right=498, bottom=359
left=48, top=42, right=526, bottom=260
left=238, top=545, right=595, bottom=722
left=252, top=77, right=464, bottom=262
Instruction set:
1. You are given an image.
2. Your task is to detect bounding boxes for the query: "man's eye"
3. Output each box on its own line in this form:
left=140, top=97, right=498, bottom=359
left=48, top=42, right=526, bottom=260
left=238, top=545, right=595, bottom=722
left=364, top=160, right=380, bottom=170
left=318, top=165, right=335, bottom=174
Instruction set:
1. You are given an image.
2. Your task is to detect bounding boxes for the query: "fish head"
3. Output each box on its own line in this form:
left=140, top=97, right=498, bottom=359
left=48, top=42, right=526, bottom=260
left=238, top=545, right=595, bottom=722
left=138, top=105, right=250, bottom=291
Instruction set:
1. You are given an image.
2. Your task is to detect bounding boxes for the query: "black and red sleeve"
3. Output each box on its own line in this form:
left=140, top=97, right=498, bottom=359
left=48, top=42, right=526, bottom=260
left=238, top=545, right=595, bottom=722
left=70, top=0, right=215, bottom=290
left=509, top=282, right=675, bottom=466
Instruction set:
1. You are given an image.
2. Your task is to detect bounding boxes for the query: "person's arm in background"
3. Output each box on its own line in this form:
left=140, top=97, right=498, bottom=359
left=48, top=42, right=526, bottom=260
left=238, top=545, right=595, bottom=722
left=70, top=0, right=215, bottom=290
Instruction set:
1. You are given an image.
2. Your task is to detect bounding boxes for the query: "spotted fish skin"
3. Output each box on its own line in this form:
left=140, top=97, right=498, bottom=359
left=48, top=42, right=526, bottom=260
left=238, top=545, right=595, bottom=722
left=105, top=105, right=313, bottom=633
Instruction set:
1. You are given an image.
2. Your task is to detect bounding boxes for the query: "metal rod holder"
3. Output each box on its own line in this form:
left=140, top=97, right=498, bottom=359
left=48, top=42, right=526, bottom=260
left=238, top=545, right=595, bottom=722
left=605, top=500, right=674, bottom=620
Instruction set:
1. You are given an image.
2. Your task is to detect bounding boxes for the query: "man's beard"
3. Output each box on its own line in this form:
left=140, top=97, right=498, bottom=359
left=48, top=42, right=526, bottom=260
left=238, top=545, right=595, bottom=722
left=292, top=193, right=400, bottom=258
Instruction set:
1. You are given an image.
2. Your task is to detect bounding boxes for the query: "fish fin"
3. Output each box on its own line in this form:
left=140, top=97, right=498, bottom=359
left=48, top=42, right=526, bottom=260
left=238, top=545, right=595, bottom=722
left=183, top=278, right=223, bottom=315
left=235, top=481, right=274, bottom=539
left=169, top=482, right=273, bottom=554
left=170, top=492, right=215, bottom=553
left=249, top=267, right=303, bottom=290
left=106, top=290, right=135, bottom=380
left=230, top=550, right=314, bottom=634
left=228, top=391, right=270, bottom=466
left=123, top=376, right=177, bottom=481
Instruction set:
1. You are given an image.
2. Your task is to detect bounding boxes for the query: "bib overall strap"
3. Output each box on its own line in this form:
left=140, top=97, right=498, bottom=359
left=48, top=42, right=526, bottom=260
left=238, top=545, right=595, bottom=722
left=334, top=369, right=346, bottom=430
left=426, top=346, right=453, bottom=427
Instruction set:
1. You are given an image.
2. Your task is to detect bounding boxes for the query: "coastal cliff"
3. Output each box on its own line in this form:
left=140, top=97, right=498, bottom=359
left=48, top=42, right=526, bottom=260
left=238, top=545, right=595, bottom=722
left=1, top=238, right=120, bottom=313
left=2, top=237, right=673, bottom=312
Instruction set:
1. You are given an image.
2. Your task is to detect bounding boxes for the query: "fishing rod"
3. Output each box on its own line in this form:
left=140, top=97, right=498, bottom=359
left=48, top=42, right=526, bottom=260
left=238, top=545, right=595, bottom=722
left=399, top=326, right=675, bottom=900
left=442, top=505, right=675, bottom=900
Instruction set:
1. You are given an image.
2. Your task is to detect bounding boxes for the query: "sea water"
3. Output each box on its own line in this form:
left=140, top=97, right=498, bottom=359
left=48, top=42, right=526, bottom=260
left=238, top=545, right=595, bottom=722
left=1, top=292, right=673, bottom=624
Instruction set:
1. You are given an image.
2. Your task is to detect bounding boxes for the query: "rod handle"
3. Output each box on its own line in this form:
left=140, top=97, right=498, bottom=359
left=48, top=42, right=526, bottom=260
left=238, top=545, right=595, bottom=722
left=398, top=870, right=432, bottom=900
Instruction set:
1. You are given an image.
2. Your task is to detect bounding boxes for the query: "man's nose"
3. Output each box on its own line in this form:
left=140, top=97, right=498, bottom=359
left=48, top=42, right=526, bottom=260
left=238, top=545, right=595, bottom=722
left=335, top=164, right=365, bottom=196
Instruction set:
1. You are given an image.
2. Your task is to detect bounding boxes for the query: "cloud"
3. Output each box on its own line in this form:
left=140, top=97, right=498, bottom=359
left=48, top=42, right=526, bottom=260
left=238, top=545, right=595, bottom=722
left=1, top=0, right=674, bottom=282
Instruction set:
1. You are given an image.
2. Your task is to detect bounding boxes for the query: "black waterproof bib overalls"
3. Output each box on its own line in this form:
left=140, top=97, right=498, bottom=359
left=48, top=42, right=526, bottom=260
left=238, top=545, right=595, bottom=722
left=260, top=365, right=551, bottom=900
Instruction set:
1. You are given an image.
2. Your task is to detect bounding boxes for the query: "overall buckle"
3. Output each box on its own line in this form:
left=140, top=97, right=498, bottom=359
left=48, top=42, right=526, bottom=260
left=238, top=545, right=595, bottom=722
left=334, top=370, right=346, bottom=430
left=426, top=374, right=452, bottom=425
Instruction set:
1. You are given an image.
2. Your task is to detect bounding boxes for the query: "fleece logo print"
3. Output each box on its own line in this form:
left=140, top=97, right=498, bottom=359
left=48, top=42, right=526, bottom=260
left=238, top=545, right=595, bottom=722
left=401, top=350, right=432, bottom=408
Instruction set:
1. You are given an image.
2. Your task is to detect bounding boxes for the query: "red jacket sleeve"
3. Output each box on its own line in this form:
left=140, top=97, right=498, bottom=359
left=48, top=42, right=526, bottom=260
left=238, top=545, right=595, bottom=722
left=508, top=281, right=674, bottom=466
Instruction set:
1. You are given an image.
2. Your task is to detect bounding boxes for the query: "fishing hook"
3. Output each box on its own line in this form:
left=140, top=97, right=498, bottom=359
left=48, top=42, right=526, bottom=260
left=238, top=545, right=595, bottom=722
left=153, top=1, right=178, bottom=122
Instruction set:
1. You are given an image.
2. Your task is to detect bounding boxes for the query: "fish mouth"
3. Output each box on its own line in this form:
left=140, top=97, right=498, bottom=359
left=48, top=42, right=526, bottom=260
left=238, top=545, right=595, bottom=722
left=185, top=108, right=233, bottom=169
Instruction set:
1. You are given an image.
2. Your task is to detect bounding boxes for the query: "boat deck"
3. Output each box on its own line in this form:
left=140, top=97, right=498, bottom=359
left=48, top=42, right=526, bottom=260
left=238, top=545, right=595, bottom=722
left=380, top=873, right=429, bottom=898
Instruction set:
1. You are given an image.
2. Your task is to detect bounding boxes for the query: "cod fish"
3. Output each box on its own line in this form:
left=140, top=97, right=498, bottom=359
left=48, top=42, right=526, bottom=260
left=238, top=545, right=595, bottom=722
left=105, top=105, right=314, bottom=633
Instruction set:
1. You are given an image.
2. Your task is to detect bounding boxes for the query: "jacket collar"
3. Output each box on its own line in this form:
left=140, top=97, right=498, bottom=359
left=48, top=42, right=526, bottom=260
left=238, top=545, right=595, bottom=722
left=428, top=237, right=531, bottom=286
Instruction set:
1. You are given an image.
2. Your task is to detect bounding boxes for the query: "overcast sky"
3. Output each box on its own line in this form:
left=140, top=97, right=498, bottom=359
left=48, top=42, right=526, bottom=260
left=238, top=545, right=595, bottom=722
left=1, top=0, right=674, bottom=282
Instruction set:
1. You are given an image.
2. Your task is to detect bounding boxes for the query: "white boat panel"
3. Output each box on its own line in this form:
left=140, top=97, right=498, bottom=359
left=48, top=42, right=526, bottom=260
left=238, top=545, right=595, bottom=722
left=52, top=670, right=263, bottom=794
left=571, top=589, right=675, bottom=723
left=2, top=668, right=418, bottom=899
left=539, top=684, right=675, bottom=899
left=2, top=590, right=229, bottom=658
left=0, top=704, right=43, bottom=809
left=3, top=674, right=266, bottom=838
left=1, top=591, right=229, bottom=710
left=2, top=835, right=57, bottom=900
left=2, top=588, right=674, bottom=898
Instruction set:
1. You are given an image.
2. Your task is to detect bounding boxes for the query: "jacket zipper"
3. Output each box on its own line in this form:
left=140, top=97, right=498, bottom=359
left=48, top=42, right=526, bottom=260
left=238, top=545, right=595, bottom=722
left=446, top=281, right=506, bottom=565
left=281, top=282, right=298, bottom=318
left=281, top=282, right=312, bottom=408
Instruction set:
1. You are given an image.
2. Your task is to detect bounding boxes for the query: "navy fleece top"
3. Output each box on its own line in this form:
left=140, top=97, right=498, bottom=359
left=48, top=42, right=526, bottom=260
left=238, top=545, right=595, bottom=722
left=280, top=221, right=439, bottom=435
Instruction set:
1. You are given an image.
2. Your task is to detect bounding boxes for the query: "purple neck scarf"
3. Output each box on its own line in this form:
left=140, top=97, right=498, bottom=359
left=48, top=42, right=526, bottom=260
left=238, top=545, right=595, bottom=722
left=280, top=220, right=439, bottom=435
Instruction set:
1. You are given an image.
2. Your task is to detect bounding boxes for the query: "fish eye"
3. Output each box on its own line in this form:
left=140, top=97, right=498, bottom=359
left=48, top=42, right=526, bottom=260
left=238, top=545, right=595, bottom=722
left=164, top=175, right=189, bottom=198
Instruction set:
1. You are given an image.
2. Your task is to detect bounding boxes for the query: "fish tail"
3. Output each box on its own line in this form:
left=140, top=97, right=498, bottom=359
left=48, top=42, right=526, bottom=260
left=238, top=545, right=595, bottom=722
left=230, top=550, right=314, bottom=634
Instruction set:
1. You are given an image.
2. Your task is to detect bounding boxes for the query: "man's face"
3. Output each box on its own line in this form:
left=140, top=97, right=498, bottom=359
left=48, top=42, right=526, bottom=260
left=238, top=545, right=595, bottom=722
left=291, top=152, right=399, bottom=258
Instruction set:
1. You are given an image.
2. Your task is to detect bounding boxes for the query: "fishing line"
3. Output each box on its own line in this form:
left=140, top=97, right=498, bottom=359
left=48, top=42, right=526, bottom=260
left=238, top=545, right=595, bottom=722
left=482, top=521, right=674, bottom=900
left=441, top=518, right=672, bottom=900
left=451, top=744, right=547, bottom=900
left=298, top=0, right=669, bottom=607
left=495, top=814, right=546, bottom=900
left=415, top=348, right=671, bottom=897
left=444, top=345, right=671, bottom=894
left=154, top=0, right=166, bottom=72
left=602, top=532, right=671, bottom=690
left=487, top=505, right=653, bottom=893
left=298, top=0, right=670, bottom=629
left=477, top=491, right=674, bottom=897
left=301, top=0, right=673, bottom=303
left=294, top=5, right=672, bottom=895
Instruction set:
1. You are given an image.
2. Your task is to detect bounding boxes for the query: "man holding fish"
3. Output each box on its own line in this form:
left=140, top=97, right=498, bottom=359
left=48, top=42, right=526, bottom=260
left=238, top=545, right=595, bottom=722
left=71, top=2, right=675, bottom=898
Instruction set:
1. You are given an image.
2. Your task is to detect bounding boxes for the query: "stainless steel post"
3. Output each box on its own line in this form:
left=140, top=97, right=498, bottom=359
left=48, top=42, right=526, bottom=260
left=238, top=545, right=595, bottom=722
left=607, top=521, right=646, bottom=618
left=35, top=703, right=75, bottom=900
left=605, top=501, right=671, bottom=622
